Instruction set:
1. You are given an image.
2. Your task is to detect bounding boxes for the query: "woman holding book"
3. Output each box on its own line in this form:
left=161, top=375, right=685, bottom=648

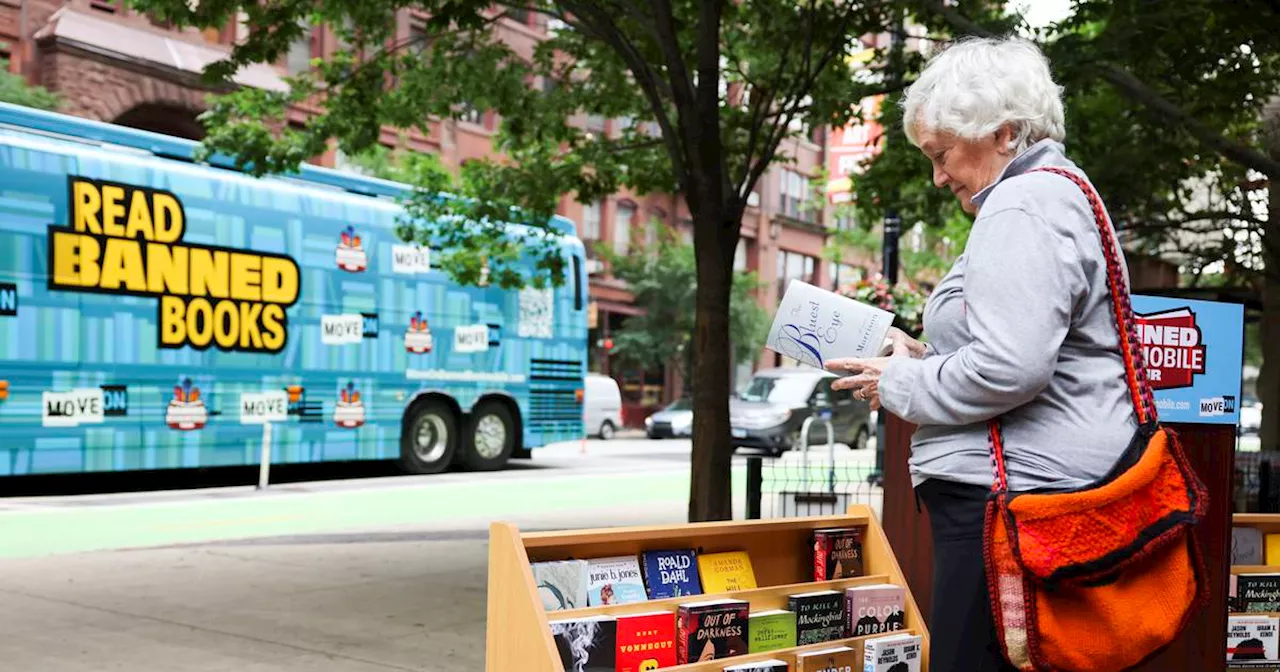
left=827, top=37, right=1138, bottom=672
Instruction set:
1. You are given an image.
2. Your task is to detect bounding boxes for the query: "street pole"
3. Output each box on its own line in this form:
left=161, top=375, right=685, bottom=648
left=874, top=210, right=901, bottom=483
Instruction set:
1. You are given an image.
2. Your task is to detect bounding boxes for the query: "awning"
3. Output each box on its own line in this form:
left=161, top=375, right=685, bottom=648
left=35, top=8, right=289, bottom=93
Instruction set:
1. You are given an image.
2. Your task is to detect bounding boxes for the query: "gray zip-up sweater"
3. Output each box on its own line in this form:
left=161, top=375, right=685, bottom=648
left=878, top=139, right=1136, bottom=492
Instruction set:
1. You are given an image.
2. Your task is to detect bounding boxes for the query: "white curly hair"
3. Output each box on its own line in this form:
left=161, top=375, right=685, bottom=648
left=902, top=36, right=1066, bottom=154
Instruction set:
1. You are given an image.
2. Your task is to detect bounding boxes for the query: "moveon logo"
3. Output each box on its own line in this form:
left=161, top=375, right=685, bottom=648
left=1134, top=308, right=1206, bottom=390
left=48, top=177, right=301, bottom=353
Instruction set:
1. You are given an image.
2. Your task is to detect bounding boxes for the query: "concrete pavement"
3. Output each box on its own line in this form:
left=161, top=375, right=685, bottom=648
left=0, top=437, right=879, bottom=671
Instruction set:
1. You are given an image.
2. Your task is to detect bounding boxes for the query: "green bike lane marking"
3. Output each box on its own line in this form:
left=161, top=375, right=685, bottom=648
left=0, top=467, right=746, bottom=560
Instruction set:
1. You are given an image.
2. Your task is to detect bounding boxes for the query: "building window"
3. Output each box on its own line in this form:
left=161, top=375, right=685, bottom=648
left=680, top=218, right=693, bottom=245
left=613, top=202, right=635, bottom=255
left=833, top=213, right=856, bottom=231
left=581, top=201, right=601, bottom=241
left=458, top=103, right=485, bottom=126
left=776, top=249, right=816, bottom=298
left=507, top=5, right=530, bottom=25
left=779, top=170, right=813, bottom=222
left=286, top=22, right=314, bottom=75
left=830, top=263, right=860, bottom=290
left=89, top=0, right=122, bottom=14
left=734, top=238, right=750, bottom=272
left=408, top=20, right=429, bottom=54
left=646, top=208, right=666, bottom=248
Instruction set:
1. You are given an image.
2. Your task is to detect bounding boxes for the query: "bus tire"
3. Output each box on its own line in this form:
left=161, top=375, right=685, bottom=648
left=400, top=399, right=458, bottom=475
left=461, top=400, right=516, bottom=471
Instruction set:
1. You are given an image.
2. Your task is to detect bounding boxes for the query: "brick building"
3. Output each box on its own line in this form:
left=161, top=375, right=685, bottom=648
left=0, top=2, right=904, bottom=423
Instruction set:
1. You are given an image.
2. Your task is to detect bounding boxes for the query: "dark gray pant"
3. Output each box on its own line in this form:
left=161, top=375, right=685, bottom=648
left=915, top=478, right=1019, bottom=672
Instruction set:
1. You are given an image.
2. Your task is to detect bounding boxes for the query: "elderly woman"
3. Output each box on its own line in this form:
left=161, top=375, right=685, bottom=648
left=827, top=37, right=1135, bottom=671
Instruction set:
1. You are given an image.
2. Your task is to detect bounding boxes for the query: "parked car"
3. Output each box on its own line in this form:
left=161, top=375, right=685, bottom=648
left=584, top=373, right=623, bottom=440
left=729, top=367, right=874, bottom=455
left=645, top=397, right=693, bottom=439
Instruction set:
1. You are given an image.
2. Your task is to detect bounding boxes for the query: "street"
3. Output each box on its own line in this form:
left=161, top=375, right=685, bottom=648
left=0, top=435, right=881, bottom=671
left=0, top=437, right=729, bottom=672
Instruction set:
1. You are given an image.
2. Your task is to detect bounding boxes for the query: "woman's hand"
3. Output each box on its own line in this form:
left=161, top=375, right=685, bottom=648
left=884, top=326, right=927, bottom=359
left=825, top=357, right=891, bottom=410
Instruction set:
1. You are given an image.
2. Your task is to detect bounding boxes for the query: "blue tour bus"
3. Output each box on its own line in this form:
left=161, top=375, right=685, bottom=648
left=0, top=102, right=588, bottom=477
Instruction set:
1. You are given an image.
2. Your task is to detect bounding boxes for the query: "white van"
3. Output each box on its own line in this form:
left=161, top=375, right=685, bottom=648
left=584, top=373, right=623, bottom=440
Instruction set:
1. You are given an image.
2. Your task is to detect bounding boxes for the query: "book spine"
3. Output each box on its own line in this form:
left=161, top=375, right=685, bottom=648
left=814, top=534, right=829, bottom=581
left=862, top=639, right=877, bottom=672
left=676, top=609, right=688, bottom=665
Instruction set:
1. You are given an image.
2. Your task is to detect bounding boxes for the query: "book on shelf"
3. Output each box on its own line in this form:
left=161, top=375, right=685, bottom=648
left=796, top=645, right=859, bottom=672
left=616, top=611, right=677, bottom=672
left=1234, top=527, right=1266, bottom=565
left=1228, top=615, right=1279, bottom=662
left=722, top=659, right=789, bottom=672
left=748, top=609, right=797, bottom=653
left=698, top=551, right=758, bottom=593
left=1238, top=574, right=1280, bottom=612
left=788, top=590, right=846, bottom=646
left=586, top=555, right=649, bottom=606
left=532, top=559, right=589, bottom=612
left=549, top=615, right=617, bottom=672
left=1268, top=534, right=1280, bottom=566
left=676, top=598, right=750, bottom=664
left=813, top=527, right=864, bottom=581
left=845, top=584, right=906, bottom=638
left=862, top=633, right=923, bottom=672
left=642, top=549, right=703, bottom=599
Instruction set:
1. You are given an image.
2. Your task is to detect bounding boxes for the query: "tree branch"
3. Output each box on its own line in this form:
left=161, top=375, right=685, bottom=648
left=917, top=0, right=1280, bottom=180
left=550, top=2, right=689, bottom=189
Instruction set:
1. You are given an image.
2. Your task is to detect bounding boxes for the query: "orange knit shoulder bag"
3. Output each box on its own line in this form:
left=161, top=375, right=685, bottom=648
left=984, top=167, right=1211, bottom=672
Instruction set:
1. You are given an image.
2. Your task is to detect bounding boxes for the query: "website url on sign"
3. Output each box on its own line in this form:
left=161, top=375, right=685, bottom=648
left=405, top=369, right=527, bottom=384
left=1155, top=398, right=1191, bottom=411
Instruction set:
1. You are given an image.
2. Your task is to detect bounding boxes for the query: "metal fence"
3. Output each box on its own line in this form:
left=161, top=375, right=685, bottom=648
left=744, top=416, right=883, bottom=520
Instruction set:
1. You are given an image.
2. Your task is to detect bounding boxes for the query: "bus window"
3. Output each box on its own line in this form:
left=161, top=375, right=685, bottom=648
left=572, top=254, right=583, bottom=311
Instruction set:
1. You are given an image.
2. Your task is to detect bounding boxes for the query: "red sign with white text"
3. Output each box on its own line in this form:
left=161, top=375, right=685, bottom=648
left=1134, top=308, right=1206, bottom=390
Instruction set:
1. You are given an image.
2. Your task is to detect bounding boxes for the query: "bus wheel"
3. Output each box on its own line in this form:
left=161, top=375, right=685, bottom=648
left=400, top=400, right=457, bottom=474
left=461, top=400, right=516, bottom=471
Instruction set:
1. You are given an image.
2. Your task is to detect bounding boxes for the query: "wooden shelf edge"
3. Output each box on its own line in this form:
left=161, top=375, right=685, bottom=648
left=664, top=628, right=923, bottom=671
left=1229, top=612, right=1280, bottom=617
left=1232, top=566, right=1280, bottom=574
left=547, top=574, right=893, bottom=620
left=517, top=514, right=871, bottom=549
left=1234, top=514, right=1280, bottom=525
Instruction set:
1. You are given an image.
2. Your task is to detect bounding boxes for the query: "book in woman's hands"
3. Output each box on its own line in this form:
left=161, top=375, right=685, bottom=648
left=766, top=279, right=895, bottom=369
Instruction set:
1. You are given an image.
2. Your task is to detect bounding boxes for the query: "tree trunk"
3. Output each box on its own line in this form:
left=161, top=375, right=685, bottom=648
left=688, top=206, right=737, bottom=522
left=1261, top=96, right=1280, bottom=453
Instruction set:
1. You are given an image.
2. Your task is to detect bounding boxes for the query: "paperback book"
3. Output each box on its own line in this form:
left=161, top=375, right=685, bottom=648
left=532, top=559, right=589, bottom=612
left=796, top=646, right=860, bottom=672
left=586, top=555, right=648, bottom=606
left=550, top=615, right=617, bottom=672
left=616, top=611, right=677, bottom=672
left=676, top=599, right=750, bottom=664
left=641, top=549, right=703, bottom=599
left=1239, top=574, right=1280, bottom=613
left=788, top=590, right=845, bottom=645
left=845, top=584, right=905, bottom=638
left=765, top=279, right=894, bottom=370
left=748, top=609, right=797, bottom=653
left=813, top=527, right=864, bottom=581
left=698, top=551, right=758, bottom=593
left=1228, top=615, right=1280, bottom=661
left=862, top=633, right=922, bottom=672
left=1234, top=527, right=1266, bottom=565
